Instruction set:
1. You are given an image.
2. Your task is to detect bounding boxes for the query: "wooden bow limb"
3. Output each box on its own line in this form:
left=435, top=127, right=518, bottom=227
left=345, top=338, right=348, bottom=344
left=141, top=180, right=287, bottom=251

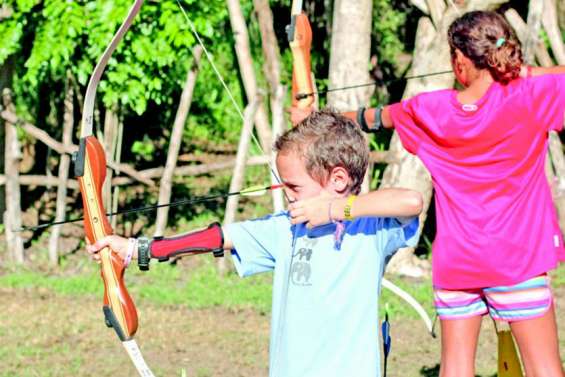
left=287, top=0, right=315, bottom=109
left=382, top=278, right=435, bottom=337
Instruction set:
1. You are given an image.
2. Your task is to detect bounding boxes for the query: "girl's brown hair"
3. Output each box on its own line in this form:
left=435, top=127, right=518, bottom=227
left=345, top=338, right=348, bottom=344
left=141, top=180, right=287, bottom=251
left=448, top=11, right=523, bottom=84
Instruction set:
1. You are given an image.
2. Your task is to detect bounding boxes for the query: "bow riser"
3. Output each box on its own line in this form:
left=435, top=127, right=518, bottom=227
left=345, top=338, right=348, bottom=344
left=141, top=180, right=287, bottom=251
left=76, top=136, right=138, bottom=340
left=288, top=13, right=314, bottom=109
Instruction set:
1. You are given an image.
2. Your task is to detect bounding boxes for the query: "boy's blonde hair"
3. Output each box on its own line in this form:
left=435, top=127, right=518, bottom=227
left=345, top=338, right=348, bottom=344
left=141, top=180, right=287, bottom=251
left=274, top=109, right=369, bottom=194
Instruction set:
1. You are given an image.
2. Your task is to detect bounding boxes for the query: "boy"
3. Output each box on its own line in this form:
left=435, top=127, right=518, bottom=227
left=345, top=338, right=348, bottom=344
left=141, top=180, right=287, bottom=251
left=87, top=109, right=422, bottom=377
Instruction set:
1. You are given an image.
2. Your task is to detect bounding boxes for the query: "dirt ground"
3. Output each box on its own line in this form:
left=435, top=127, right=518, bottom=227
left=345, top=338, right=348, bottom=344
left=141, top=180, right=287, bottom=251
left=1, top=283, right=564, bottom=377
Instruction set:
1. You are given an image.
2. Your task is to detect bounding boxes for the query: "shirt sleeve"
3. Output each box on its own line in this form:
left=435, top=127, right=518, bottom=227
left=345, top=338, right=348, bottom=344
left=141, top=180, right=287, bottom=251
left=529, top=73, right=565, bottom=132
left=388, top=96, right=427, bottom=155
left=225, top=211, right=290, bottom=277
left=377, top=216, right=420, bottom=259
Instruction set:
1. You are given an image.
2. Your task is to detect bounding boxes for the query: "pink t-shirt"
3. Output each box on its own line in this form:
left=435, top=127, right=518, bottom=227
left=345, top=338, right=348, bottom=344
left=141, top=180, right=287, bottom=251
left=389, top=74, right=565, bottom=289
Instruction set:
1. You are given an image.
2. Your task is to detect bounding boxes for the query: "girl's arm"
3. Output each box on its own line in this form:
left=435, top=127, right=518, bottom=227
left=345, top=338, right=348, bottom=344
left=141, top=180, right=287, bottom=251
left=343, top=105, right=395, bottom=131
left=288, top=188, right=423, bottom=228
left=522, top=65, right=565, bottom=77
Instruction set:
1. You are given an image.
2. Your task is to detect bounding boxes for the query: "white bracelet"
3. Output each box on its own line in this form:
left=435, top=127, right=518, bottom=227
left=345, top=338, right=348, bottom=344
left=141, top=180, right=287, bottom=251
left=124, top=238, right=137, bottom=267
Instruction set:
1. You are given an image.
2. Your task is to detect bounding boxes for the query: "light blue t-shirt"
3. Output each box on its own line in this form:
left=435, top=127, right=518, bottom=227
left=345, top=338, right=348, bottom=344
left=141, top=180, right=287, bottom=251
left=226, top=212, right=419, bottom=377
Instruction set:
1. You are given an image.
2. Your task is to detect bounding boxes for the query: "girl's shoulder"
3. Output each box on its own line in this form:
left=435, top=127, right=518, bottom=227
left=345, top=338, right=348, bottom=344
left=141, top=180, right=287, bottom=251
left=400, top=88, right=456, bottom=115
left=412, top=88, right=454, bottom=101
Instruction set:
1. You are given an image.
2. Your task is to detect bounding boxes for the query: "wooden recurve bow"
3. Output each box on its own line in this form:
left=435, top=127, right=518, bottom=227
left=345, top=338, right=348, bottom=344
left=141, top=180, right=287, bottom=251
left=74, top=1, right=154, bottom=375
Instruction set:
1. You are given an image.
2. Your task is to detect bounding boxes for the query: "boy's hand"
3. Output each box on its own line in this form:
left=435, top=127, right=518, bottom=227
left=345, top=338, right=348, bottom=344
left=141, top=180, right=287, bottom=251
left=289, top=106, right=314, bottom=126
left=288, top=194, right=334, bottom=228
left=86, top=235, right=132, bottom=263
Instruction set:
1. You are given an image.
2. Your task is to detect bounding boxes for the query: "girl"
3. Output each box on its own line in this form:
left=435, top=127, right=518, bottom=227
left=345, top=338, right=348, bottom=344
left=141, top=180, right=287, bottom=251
left=290, top=10, right=565, bottom=377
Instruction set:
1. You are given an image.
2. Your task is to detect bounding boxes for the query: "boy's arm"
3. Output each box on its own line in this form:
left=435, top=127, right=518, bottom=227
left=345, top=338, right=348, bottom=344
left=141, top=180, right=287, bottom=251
left=330, top=188, right=422, bottom=220
left=288, top=188, right=423, bottom=228
left=87, top=224, right=234, bottom=266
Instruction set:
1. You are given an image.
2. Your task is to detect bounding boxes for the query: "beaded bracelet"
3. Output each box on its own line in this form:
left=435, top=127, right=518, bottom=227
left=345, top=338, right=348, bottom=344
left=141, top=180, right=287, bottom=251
left=123, top=238, right=137, bottom=267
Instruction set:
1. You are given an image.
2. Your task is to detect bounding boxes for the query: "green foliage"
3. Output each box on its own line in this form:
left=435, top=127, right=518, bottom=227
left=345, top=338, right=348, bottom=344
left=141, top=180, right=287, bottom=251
left=23, top=1, right=85, bottom=88
left=372, top=0, right=408, bottom=70
left=131, top=135, right=156, bottom=162
left=0, top=19, right=23, bottom=63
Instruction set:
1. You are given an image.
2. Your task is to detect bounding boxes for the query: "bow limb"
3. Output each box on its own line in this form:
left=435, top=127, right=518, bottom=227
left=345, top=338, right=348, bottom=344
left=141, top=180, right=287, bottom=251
left=75, top=1, right=154, bottom=375
left=382, top=278, right=435, bottom=337
left=287, top=0, right=315, bottom=109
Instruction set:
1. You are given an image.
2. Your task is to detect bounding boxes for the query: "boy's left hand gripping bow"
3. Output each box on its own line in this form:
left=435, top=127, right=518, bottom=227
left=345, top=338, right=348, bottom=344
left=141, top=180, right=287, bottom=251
left=74, top=1, right=154, bottom=376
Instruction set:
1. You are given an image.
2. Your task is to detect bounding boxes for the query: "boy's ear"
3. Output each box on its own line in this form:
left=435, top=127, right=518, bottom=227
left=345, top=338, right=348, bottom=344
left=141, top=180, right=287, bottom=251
left=328, top=166, right=350, bottom=194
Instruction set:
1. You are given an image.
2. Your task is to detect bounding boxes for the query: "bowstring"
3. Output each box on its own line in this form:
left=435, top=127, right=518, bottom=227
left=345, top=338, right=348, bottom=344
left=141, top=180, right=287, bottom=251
left=175, top=0, right=285, bottom=190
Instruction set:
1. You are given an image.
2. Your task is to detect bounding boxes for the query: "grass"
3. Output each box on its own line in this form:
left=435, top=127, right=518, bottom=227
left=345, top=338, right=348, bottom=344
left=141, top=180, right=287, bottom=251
left=0, top=258, right=274, bottom=314
left=1, top=258, right=563, bottom=323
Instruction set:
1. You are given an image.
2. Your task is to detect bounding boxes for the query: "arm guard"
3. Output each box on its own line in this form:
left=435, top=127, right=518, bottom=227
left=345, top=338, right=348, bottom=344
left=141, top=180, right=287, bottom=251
left=150, top=222, right=224, bottom=261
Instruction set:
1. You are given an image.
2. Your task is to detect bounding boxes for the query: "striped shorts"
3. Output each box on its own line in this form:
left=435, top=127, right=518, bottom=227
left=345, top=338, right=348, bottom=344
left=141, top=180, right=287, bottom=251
left=434, top=275, right=552, bottom=322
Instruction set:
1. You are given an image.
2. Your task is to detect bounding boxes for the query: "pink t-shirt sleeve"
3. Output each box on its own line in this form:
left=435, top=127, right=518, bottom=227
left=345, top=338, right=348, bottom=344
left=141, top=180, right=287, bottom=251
left=529, top=73, right=565, bottom=132
left=388, top=93, right=440, bottom=155
left=388, top=98, right=420, bottom=154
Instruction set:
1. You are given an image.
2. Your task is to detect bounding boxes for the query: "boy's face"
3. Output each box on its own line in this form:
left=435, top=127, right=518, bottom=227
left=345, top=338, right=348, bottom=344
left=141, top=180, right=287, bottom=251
left=276, top=150, right=328, bottom=203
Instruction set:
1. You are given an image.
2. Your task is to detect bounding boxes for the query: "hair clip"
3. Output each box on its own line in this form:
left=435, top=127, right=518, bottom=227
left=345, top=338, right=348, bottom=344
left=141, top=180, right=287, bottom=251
left=496, top=38, right=506, bottom=48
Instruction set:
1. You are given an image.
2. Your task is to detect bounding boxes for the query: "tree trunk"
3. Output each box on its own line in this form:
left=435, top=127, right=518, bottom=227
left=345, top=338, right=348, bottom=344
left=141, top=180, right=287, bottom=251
left=2, top=89, right=24, bottom=263
left=523, top=0, right=544, bottom=65
left=226, top=0, right=272, bottom=153
left=557, top=0, right=565, bottom=31
left=102, top=109, right=119, bottom=212
left=327, top=0, right=373, bottom=193
left=538, top=0, right=565, bottom=236
left=382, top=0, right=506, bottom=277
left=0, top=56, right=14, bottom=224
left=154, top=46, right=203, bottom=237
left=542, top=0, right=565, bottom=64
left=505, top=9, right=553, bottom=67
left=110, top=119, right=124, bottom=229
left=48, top=74, right=74, bottom=265
left=507, top=4, right=565, bottom=236
left=425, top=0, right=446, bottom=29
left=253, top=0, right=285, bottom=212
left=327, top=0, right=373, bottom=110
left=218, top=100, right=260, bottom=274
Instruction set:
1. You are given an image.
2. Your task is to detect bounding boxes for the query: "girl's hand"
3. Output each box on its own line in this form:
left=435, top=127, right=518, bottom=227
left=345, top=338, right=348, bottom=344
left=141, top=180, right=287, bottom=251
left=86, top=235, right=131, bottom=263
left=288, top=195, right=335, bottom=228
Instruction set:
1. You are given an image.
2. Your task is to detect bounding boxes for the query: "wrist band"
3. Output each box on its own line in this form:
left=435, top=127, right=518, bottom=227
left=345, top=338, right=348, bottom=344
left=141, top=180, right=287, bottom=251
left=124, top=238, right=136, bottom=267
left=137, top=236, right=151, bottom=271
left=343, top=195, right=357, bottom=221
left=356, top=107, right=370, bottom=132
left=371, top=106, right=383, bottom=132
